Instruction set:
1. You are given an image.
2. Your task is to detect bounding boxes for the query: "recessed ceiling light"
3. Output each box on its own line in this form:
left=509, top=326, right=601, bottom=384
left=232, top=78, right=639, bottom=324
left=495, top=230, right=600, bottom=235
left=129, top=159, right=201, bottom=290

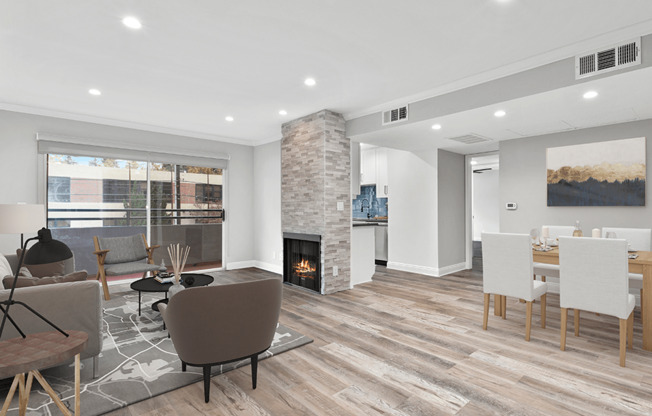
left=304, top=78, right=316, bottom=87
left=583, top=90, right=599, bottom=99
left=88, top=88, right=102, bottom=96
left=494, top=110, right=506, bottom=118
left=225, top=116, right=234, bottom=122
left=122, top=16, right=142, bottom=29
left=470, top=160, right=478, bottom=165
left=279, top=110, right=288, bottom=116
left=431, top=124, right=442, bottom=130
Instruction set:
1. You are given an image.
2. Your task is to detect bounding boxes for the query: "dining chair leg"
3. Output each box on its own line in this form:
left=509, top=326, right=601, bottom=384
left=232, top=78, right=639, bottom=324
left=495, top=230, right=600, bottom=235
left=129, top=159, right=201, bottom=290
left=628, top=311, right=634, bottom=350
left=525, top=301, right=533, bottom=341
left=574, top=309, right=580, bottom=337
left=640, top=289, right=644, bottom=324
left=619, top=318, right=627, bottom=367
left=501, top=296, right=507, bottom=320
left=560, top=308, right=568, bottom=351
left=483, top=293, right=490, bottom=330
left=494, top=294, right=501, bottom=316
left=540, top=294, right=547, bottom=329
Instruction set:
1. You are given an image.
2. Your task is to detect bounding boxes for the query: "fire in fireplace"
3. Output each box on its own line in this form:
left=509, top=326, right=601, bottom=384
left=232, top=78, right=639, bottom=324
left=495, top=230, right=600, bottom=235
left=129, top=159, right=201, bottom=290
left=283, top=232, right=321, bottom=293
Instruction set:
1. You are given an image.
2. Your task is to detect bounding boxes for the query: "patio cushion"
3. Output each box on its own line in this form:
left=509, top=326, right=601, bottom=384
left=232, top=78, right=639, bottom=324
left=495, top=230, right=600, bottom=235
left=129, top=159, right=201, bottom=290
left=98, top=235, right=147, bottom=264
left=104, top=261, right=161, bottom=276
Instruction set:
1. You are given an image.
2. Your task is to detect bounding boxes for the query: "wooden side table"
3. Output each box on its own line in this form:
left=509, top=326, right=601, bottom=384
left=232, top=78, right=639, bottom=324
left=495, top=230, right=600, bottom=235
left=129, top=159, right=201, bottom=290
left=0, top=330, right=88, bottom=416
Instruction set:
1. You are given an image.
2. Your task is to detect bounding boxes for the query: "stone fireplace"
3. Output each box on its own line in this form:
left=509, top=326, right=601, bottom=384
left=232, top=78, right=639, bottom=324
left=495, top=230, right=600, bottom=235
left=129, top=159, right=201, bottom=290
left=283, top=232, right=321, bottom=292
left=281, top=109, right=351, bottom=294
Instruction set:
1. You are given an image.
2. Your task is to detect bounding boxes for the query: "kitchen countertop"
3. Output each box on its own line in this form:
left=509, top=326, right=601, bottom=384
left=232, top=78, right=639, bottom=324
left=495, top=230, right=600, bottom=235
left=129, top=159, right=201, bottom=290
left=353, top=219, right=388, bottom=227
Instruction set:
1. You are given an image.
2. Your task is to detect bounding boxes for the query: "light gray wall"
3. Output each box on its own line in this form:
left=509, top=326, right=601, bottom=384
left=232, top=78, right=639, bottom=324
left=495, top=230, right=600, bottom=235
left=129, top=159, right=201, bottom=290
left=500, top=119, right=652, bottom=234
left=437, top=149, right=466, bottom=268
left=0, top=110, right=255, bottom=265
left=253, top=140, right=282, bottom=272
left=387, top=148, right=439, bottom=273
left=472, top=169, right=500, bottom=240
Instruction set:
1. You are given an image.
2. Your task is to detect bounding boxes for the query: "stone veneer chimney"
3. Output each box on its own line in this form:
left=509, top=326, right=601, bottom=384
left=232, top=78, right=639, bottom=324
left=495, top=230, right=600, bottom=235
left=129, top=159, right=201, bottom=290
left=281, top=109, right=351, bottom=294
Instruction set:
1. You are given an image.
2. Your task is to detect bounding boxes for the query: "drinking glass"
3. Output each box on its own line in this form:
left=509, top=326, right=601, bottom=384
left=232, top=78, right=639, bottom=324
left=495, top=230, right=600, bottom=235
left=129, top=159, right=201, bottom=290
left=529, top=228, right=539, bottom=245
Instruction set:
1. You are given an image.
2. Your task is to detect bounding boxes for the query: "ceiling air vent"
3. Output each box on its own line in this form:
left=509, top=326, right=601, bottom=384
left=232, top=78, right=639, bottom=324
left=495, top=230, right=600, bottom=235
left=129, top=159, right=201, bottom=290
left=448, top=134, right=492, bottom=145
left=575, top=38, right=640, bottom=79
left=382, top=105, right=408, bottom=125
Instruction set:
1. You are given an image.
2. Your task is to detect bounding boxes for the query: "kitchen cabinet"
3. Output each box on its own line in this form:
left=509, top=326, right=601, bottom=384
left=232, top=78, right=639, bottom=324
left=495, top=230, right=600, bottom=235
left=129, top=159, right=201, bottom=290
left=360, top=147, right=389, bottom=197
left=351, top=141, right=361, bottom=197
left=375, top=224, right=388, bottom=263
left=361, top=148, right=376, bottom=185
left=376, top=148, right=388, bottom=197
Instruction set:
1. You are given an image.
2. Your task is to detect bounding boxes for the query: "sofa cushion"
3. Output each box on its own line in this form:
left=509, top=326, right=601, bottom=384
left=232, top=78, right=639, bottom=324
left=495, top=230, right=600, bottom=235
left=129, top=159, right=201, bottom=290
left=0, top=280, right=103, bottom=360
left=0, top=254, right=11, bottom=278
left=3, top=271, right=87, bottom=289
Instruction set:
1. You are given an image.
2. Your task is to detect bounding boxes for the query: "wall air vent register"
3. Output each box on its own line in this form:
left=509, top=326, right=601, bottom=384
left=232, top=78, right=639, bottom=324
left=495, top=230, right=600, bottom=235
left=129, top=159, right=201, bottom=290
left=575, top=38, right=640, bottom=79
left=382, top=105, right=408, bottom=125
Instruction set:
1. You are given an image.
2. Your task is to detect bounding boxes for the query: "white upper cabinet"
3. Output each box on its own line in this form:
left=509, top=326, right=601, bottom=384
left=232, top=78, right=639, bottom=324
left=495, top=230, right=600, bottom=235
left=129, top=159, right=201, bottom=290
left=361, top=148, right=376, bottom=185
left=360, top=147, right=389, bottom=197
left=376, top=147, right=388, bottom=197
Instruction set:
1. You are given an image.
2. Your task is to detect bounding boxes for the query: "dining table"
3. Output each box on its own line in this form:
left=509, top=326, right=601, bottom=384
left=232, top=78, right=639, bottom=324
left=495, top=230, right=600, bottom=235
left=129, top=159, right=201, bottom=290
left=492, top=246, right=652, bottom=351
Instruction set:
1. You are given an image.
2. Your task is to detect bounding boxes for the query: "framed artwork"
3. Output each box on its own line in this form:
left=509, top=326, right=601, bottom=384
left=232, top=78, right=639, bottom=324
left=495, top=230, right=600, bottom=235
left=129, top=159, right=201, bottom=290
left=547, top=137, right=646, bottom=206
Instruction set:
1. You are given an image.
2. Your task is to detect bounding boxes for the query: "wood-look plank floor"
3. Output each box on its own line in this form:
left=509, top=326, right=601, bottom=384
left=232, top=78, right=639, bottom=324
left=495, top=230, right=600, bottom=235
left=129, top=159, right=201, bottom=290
left=106, top=267, right=652, bottom=416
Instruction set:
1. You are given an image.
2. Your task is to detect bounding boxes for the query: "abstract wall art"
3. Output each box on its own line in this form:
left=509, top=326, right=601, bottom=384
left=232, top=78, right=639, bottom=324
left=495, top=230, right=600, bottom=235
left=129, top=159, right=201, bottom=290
left=547, top=137, right=646, bottom=206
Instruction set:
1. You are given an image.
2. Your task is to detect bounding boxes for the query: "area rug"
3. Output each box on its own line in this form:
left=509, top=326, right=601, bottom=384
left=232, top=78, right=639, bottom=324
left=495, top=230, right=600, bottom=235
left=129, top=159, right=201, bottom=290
left=0, top=286, right=312, bottom=415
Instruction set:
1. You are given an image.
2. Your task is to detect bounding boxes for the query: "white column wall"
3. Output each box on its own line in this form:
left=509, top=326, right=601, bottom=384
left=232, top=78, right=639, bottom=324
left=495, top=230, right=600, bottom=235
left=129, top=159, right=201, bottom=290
left=253, top=140, right=282, bottom=273
left=387, top=148, right=440, bottom=276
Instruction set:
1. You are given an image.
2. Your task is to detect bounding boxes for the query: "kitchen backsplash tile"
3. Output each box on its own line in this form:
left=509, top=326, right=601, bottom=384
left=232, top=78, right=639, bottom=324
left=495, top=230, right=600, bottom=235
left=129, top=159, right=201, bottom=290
left=352, top=185, right=388, bottom=219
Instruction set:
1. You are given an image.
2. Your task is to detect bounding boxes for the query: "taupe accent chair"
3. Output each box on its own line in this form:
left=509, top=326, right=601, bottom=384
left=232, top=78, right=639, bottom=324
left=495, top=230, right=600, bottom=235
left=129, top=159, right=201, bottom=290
left=159, top=279, right=282, bottom=403
left=93, top=234, right=161, bottom=300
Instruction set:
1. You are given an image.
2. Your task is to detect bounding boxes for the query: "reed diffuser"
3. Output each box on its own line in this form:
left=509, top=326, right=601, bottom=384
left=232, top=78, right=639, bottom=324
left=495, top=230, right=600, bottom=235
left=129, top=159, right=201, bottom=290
left=167, top=243, right=190, bottom=284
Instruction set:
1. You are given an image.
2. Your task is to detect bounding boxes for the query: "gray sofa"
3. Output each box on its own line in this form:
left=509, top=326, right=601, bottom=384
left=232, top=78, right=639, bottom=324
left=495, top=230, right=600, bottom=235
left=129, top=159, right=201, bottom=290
left=0, top=253, right=103, bottom=378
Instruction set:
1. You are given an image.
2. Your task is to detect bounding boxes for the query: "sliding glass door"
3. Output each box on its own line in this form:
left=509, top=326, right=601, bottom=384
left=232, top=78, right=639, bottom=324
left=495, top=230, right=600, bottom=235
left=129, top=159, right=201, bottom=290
left=46, top=154, right=223, bottom=277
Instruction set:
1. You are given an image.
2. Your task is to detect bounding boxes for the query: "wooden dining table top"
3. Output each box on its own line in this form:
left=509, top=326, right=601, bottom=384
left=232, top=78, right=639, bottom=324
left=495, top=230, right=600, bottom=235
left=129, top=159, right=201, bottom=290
left=532, top=245, right=652, bottom=266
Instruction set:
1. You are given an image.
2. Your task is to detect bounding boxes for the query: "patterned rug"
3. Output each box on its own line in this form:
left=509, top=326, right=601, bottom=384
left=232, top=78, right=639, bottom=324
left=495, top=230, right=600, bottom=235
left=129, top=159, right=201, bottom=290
left=0, top=285, right=312, bottom=415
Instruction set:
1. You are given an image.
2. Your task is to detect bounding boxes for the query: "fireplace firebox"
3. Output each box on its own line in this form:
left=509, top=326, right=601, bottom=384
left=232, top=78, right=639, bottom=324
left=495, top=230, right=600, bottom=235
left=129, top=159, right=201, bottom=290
left=283, top=232, right=321, bottom=293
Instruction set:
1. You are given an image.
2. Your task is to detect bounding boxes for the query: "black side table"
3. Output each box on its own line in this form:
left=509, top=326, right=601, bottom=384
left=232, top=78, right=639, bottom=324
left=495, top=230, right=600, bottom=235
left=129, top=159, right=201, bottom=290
left=130, top=273, right=214, bottom=316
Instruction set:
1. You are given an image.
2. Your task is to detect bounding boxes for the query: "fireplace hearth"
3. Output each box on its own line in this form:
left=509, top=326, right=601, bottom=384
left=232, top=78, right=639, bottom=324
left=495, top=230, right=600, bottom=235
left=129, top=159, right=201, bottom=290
left=283, top=232, right=321, bottom=293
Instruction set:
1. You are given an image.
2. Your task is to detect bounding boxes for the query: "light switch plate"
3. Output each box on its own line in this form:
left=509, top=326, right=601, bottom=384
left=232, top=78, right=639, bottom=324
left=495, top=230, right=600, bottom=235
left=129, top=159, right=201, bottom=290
left=333, top=266, right=339, bottom=276
left=337, top=201, right=344, bottom=211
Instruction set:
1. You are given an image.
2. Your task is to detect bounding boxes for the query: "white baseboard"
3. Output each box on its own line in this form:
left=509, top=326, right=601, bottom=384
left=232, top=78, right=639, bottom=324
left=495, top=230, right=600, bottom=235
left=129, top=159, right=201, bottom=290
left=387, top=261, right=440, bottom=277
left=226, top=260, right=256, bottom=270
left=254, top=261, right=282, bottom=275
left=437, top=262, right=468, bottom=276
left=387, top=261, right=467, bottom=277
left=226, top=260, right=282, bottom=274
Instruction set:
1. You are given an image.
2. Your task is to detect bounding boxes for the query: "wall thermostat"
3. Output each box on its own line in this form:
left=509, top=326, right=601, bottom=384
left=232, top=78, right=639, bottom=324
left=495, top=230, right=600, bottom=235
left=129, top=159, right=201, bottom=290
left=506, top=202, right=518, bottom=210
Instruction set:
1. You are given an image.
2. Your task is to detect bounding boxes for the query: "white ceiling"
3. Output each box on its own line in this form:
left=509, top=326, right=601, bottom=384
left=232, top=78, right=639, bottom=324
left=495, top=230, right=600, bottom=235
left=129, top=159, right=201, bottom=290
left=1, top=1, right=652, bottom=147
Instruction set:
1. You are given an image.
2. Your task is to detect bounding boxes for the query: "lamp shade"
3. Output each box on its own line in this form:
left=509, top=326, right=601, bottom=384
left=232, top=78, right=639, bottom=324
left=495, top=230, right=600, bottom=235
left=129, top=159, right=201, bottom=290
left=0, top=204, right=46, bottom=235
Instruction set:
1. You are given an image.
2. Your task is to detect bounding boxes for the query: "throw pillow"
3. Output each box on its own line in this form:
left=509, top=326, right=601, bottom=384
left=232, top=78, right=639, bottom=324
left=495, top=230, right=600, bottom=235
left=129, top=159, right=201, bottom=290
left=2, top=270, right=88, bottom=289
left=22, top=260, right=67, bottom=278
left=0, top=254, right=12, bottom=278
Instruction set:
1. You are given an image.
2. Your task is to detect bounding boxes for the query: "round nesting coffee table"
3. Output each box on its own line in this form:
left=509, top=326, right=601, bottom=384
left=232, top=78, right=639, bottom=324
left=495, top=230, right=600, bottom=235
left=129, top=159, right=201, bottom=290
left=130, top=273, right=214, bottom=316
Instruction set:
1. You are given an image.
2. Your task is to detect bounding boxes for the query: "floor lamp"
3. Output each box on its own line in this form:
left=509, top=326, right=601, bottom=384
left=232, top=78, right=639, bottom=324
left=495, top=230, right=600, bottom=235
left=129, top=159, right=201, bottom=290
left=0, top=204, right=68, bottom=339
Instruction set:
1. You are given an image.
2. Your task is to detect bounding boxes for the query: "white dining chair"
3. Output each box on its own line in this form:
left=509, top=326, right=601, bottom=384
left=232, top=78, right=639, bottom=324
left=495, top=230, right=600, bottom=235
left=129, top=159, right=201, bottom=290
left=559, top=236, right=634, bottom=367
left=602, top=227, right=651, bottom=312
left=482, top=232, right=548, bottom=341
left=533, top=225, right=575, bottom=282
